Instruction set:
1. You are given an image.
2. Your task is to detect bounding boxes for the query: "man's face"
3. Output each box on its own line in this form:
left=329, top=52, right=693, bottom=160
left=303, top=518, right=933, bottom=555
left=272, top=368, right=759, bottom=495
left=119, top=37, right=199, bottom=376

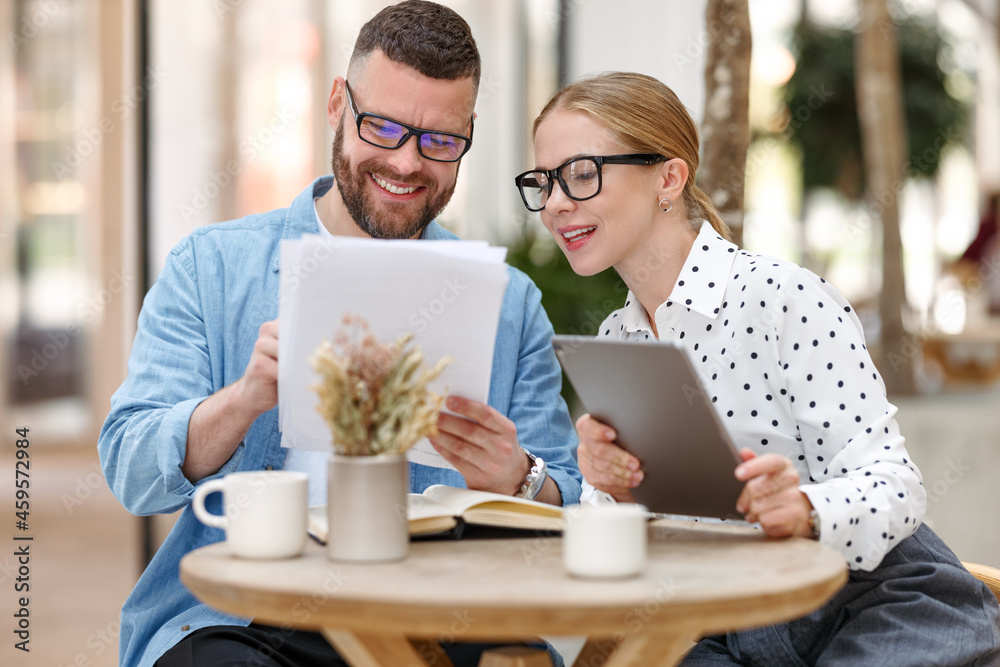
left=330, top=50, right=476, bottom=239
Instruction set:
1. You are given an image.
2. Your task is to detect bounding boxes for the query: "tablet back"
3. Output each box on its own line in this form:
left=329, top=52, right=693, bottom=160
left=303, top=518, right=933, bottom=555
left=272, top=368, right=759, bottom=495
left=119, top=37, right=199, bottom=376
left=552, top=335, right=745, bottom=520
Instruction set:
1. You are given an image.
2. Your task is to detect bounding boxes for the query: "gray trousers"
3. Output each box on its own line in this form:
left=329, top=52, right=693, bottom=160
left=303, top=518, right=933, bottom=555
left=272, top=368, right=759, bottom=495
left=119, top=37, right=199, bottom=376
left=682, top=525, right=1000, bottom=666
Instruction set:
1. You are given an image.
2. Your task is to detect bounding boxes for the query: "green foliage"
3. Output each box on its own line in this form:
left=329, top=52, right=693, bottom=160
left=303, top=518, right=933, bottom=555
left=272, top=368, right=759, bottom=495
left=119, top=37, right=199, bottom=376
left=507, top=226, right=627, bottom=336
left=506, top=223, right=628, bottom=410
left=782, top=16, right=967, bottom=198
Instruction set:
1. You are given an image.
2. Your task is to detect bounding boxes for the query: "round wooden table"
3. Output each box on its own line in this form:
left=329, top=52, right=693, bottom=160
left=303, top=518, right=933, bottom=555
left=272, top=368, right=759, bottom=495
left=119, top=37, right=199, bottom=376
left=180, top=519, right=847, bottom=666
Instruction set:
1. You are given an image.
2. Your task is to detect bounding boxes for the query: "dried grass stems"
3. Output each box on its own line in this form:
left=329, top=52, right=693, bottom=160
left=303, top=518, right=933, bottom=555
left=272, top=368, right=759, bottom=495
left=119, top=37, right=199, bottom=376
left=310, top=314, right=451, bottom=456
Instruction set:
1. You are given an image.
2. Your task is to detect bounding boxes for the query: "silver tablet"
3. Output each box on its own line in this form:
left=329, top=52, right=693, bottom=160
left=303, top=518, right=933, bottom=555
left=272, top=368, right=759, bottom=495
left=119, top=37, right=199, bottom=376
left=552, top=335, right=745, bottom=520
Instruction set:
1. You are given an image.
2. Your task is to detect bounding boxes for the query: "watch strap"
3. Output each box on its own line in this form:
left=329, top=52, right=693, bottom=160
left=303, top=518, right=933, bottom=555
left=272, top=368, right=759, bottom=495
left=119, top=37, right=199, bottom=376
left=516, top=450, right=547, bottom=500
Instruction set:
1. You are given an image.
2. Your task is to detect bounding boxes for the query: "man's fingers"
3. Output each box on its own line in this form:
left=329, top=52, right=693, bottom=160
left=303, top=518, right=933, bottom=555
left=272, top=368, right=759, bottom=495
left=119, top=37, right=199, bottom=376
left=258, top=320, right=279, bottom=341
left=253, top=320, right=280, bottom=362
left=436, top=412, right=486, bottom=449
left=431, top=396, right=526, bottom=495
left=435, top=412, right=519, bottom=463
left=255, top=337, right=279, bottom=361
left=428, top=432, right=486, bottom=475
left=445, top=395, right=503, bottom=433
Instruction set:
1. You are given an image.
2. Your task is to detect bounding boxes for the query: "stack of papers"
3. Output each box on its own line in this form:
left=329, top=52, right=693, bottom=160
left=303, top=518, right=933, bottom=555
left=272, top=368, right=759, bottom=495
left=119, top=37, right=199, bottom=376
left=278, top=235, right=509, bottom=468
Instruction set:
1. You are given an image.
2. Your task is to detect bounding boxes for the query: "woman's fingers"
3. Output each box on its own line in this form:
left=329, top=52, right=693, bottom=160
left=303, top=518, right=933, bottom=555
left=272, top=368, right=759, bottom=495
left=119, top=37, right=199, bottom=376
left=577, top=414, right=643, bottom=492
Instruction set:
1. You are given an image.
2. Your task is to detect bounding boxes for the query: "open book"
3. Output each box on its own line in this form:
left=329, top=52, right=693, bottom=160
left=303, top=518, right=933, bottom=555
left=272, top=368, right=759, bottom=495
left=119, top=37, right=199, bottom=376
left=308, top=484, right=565, bottom=542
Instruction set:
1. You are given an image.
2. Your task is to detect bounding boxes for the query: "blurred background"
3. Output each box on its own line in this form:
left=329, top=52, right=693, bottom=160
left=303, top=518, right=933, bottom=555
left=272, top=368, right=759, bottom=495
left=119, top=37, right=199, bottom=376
left=2, top=0, right=999, bottom=664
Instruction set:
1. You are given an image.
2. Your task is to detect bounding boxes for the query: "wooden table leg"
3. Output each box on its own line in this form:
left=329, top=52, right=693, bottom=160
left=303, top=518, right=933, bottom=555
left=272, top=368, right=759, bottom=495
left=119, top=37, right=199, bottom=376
left=411, top=639, right=455, bottom=667
left=601, top=633, right=697, bottom=667
left=572, top=638, right=621, bottom=666
left=322, top=629, right=434, bottom=667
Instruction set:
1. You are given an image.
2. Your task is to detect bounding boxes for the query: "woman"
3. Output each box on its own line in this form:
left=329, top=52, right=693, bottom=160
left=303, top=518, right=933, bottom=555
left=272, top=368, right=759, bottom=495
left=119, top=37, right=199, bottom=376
left=515, top=72, right=1000, bottom=665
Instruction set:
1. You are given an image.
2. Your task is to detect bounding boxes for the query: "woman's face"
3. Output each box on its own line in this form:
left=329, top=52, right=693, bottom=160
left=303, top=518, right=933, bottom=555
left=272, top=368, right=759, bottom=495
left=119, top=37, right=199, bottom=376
left=533, top=109, right=662, bottom=276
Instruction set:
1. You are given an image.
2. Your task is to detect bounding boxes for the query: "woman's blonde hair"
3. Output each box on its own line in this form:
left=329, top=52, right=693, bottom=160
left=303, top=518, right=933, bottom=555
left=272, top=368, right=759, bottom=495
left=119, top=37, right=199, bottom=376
left=532, top=71, right=733, bottom=242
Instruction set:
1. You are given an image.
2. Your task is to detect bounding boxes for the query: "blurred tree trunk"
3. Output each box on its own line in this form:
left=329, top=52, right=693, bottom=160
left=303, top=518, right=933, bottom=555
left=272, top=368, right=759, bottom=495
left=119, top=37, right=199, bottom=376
left=856, top=0, right=917, bottom=395
left=700, top=0, right=751, bottom=248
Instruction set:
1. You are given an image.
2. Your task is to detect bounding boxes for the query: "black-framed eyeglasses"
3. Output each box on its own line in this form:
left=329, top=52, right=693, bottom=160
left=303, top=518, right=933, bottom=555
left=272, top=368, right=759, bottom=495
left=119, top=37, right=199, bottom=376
left=344, top=80, right=474, bottom=163
left=513, top=154, right=668, bottom=212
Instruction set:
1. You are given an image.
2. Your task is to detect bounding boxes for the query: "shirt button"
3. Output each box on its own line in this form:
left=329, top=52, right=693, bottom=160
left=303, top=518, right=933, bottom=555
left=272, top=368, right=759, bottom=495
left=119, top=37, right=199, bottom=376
left=264, top=466, right=273, bottom=471
left=181, top=625, right=190, bottom=631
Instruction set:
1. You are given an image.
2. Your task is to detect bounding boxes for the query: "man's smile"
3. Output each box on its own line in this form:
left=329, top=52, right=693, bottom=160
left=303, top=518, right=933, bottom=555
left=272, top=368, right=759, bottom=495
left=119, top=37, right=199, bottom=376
left=371, top=173, right=420, bottom=195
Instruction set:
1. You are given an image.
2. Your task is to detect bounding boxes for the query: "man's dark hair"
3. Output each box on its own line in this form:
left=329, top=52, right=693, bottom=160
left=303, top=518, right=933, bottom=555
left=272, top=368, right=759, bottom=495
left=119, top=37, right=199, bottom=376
left=349, top=0, right=480, bottom=94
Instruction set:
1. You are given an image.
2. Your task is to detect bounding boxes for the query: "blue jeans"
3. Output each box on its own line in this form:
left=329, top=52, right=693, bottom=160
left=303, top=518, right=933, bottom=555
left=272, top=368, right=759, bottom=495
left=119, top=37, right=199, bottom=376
left=682, top=525, right=1000, bottom=666
left=155, top=623, right=565, bottom=667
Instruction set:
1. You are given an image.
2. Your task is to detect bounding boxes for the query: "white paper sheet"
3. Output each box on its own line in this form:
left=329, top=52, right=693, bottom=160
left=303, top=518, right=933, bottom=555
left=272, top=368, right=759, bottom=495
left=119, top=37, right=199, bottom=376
left=278, top=235, right=509, bottom=470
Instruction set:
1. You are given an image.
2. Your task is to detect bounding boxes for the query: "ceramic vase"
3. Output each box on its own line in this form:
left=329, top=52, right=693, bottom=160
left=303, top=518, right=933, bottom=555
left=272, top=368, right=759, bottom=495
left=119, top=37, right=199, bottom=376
left=326, top=453, right=409, bottom=562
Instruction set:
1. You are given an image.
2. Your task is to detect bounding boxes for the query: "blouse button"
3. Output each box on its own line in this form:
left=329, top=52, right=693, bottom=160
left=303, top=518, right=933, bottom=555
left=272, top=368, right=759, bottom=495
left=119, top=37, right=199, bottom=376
left=181, top=625, right=190, bottom=631
left=264, top=466, right=273, bottom=471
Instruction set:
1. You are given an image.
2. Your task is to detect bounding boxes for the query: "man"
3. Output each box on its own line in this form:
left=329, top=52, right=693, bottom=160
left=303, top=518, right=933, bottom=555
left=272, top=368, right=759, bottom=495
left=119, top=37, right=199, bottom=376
left=99, top=3, right=581, bottom=665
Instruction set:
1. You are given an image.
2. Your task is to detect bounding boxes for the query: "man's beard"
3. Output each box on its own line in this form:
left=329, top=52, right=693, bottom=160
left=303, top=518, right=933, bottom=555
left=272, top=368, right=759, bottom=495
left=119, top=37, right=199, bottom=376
left=331, top=116, right=457, bottom=240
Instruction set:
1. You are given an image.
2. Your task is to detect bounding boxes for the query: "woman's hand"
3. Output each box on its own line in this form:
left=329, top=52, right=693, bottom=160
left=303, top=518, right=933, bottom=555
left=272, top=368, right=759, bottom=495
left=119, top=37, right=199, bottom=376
left=576, top=414, right=643, bottom=502
left=735, top=449, right=815, bottom=538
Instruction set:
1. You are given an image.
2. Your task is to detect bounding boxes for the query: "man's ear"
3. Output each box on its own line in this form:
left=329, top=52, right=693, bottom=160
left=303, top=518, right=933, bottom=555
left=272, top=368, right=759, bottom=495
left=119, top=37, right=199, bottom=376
left=657, top=158, right=689, bottom=203
left=327, top=77, right=346, bottom=129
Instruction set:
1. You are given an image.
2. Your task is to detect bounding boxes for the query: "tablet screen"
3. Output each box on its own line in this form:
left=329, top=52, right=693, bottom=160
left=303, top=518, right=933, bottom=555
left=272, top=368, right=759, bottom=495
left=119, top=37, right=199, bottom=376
left=553, top=335, right=745, bottom=520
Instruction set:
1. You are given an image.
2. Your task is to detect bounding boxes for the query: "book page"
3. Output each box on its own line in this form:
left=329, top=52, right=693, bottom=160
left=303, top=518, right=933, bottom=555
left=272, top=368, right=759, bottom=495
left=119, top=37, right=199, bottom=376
left=422, top=485, right=564, bottom=531
left=306, top=486, right=565, bottom=544
left=406, top=497, right=460, bottom=537
left=458, top=507, right=563, bottom=531
left=406, top=492, right=455, bottom=521
left=307, top=493, right=461, bottom=543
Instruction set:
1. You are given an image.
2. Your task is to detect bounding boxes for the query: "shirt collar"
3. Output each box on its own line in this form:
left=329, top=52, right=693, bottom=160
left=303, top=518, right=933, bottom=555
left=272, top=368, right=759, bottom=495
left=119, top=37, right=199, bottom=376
left=271, top=176, right=455, bottom=272
left=668, top=221, right=738, bottom=319
left=618, top=221, right=738, bottom=332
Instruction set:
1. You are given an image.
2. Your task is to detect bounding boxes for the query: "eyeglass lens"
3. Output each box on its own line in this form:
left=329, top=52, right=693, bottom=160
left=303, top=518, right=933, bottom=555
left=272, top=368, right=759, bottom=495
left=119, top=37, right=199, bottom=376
left=357, top=116, right=468, bottom=162
left=520, top=157, right=601, bottom=210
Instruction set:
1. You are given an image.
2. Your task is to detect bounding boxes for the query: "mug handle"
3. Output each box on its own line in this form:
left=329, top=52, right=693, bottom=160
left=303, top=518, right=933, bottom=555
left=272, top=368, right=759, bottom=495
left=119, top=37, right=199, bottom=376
left=192, top=478, right=229, bottom=530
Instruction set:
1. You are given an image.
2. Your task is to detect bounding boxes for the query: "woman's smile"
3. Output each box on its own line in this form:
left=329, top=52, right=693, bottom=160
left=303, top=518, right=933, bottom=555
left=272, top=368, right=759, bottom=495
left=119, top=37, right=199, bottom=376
left=558, top=224, right=598, bottom=249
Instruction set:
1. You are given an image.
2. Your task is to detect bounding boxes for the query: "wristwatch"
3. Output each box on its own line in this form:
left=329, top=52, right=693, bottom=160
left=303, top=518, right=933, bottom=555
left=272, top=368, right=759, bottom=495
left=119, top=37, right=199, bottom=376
left=516, top=450, right=547, bottom=500
left=808, top=508, right=821, bottom=539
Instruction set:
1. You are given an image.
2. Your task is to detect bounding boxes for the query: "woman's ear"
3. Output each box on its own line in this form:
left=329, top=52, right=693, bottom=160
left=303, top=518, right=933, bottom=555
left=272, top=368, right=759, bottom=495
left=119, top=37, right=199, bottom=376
left=656, top=158, right=689, bottom=203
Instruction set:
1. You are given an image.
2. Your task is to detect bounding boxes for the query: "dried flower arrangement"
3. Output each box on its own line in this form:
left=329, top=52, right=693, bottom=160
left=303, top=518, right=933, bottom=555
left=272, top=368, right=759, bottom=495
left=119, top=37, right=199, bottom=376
left=310, top=314, right=451, bottom=456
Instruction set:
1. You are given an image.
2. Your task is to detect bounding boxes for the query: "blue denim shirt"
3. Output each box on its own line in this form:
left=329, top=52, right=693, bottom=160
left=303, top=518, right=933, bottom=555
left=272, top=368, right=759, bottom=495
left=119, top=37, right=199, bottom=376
left=99, top=176, right=582, bottom=667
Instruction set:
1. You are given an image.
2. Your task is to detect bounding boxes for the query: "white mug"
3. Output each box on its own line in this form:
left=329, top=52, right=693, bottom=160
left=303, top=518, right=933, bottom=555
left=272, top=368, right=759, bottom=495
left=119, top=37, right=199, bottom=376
left=563, top=503, right=648, bottom=578
left=192, top=470, right=308, bottom=559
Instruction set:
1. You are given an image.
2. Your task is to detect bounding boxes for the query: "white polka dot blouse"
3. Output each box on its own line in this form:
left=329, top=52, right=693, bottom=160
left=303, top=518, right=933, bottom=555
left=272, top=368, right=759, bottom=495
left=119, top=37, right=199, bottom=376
left=596, top=222, right=926, bottom=571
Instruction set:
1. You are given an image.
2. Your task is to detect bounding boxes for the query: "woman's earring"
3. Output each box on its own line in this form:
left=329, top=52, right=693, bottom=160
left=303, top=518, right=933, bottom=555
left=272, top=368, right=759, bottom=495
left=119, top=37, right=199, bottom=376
left=658, top=197, right=673, bottom=213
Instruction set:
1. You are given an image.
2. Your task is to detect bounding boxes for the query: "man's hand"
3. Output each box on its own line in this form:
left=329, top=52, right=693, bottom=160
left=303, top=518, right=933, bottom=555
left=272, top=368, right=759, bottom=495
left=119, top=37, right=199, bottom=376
left=429, top=395, right=531, bottom=496
left=576, top=414, right=643, bottom=503
left=183, top=319, right=279, bottom=482
left=734, top=449, right=814, bottom=538
left=234, top=319, right=280, bottom=414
